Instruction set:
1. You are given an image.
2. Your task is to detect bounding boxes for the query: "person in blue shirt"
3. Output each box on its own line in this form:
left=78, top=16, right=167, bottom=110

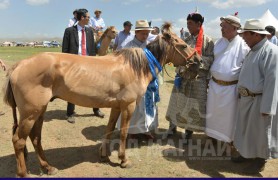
left=113, top=21, right=134, bottom=51
left=265, top=25, right=278, bottom=46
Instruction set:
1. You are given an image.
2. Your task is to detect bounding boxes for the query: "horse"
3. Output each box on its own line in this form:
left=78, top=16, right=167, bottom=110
left=3, top=22, right=201, bottom=177
left=95, top=26, right=117, bottom=56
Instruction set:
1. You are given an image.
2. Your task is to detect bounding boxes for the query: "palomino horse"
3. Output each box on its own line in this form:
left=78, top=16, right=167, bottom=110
left=3, top=22, right=201, bottom=177
left=95, top=26, right=117, bottom=56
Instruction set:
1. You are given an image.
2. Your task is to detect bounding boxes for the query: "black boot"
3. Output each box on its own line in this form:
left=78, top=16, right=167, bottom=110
left=185, top=130, right=193, bottom=139
left=243, top=158, right=266, bottom=174
left=162, top=122, right=177, bottom=139
left=93, top=108, right=105, bottom=118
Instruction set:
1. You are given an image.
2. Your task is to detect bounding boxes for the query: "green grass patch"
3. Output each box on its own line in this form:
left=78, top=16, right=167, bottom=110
left=0, top=47, right=62, bottom=65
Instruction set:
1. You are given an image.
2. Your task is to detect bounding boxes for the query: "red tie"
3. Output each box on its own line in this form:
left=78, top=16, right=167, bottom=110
left=81, top=28, right=86, bottom=56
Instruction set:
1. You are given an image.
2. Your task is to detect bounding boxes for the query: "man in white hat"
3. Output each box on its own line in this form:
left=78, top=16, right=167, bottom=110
left=205, top=13, right=250, bottom=144
left=89, top=9, right=105, bottom=33
left=232, top=19, right=278, bottom=174
left=116, top=20, right=157, bottom=140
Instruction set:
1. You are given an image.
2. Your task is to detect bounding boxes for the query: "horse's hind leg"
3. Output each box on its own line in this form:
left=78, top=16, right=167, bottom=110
left=118, top=102, right=136, bottom=168
left=29, top=107, right=58, bottom=176
left=100, top=107, right=121, bottom=162
left=13, top=115, right=38, bottom=177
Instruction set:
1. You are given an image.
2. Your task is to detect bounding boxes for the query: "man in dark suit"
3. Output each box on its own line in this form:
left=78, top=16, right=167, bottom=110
left=62, top=8, right=105, bottom=123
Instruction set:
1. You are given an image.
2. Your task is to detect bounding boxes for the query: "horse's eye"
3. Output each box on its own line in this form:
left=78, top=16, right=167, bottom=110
left=183, top=45, right=187, bottom=49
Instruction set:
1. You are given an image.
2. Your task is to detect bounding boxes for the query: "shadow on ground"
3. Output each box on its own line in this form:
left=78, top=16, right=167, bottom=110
left=160, top=133, right=263, bottom=178
left=0, top=143, right=120, bottom=177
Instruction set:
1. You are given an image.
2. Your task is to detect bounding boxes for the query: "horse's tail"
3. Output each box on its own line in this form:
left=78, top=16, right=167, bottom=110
left=3, top=64, right=18, bottom=133
left=3, top=63, right=28, bottom=159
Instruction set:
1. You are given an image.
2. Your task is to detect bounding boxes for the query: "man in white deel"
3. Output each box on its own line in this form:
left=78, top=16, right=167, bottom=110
left=205, top=13, right=250, bottom=143
left=233, top=19, right=278, bottom=174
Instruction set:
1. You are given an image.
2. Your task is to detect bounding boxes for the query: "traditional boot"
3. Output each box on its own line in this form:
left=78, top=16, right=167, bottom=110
left=243, top=158, right=266, bottom=174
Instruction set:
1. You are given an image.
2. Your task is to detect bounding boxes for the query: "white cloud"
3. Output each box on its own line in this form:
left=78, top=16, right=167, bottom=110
left=175, top=0, right=271, bottom=9
left=0, top=0, right=10, bottom=9
left=26, top=0, right=49, bottom=6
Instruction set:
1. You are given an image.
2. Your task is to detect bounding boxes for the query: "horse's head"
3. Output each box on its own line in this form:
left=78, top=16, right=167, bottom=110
left=105, top=26, right=117, bottom=39
left=161, top=22, right=201, bottom=79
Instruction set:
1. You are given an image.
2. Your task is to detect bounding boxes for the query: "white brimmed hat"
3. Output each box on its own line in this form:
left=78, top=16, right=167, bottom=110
left=238, top=19, right=270, bottom=35
left=220, top=12, right=241, bottom=28
left=134, top=20, right=154, bottom=31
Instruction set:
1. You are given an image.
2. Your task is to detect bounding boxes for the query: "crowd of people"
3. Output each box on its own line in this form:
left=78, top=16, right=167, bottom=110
left=1, top=7, right=277, bottom=176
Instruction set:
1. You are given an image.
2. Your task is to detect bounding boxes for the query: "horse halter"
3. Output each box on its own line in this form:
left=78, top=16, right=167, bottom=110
left=169, top=41, right=197, bottom=65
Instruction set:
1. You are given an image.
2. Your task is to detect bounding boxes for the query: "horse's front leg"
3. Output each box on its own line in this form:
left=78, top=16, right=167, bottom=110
left=100, top=107, right=121, bottom=162
left=119, top=102, right=136, bottom=168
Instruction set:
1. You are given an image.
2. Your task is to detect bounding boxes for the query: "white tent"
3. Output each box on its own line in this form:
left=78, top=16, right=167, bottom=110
left=259, top=9, right=278, bottom=36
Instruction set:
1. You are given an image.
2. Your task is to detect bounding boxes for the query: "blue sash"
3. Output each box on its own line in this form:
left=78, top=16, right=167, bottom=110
left=143, top=48, right=162, bottom=117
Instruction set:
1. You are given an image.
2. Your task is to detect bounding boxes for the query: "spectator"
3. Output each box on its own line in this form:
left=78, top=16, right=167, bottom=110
left=205, top=13, right=250, bottom=144
left=148, top=26, right=159, bottom=42
left=117, top=20, right=157, bottom=140
left=232, top=18, right=278, bottom=174
left=180, top=27, right=190, bottom=40
left=265, top=25, right=278, bottom=45
left=165, top=12, right=214, bottom=141
left=113, top=21, right=134, bottom=51
left=151, top=26, right=160, bottom=35
left=89, top=9, right=105, bottom=33
left=68, top=9, right=78, bottom=27
left=62, top=8, right=105, bottom=123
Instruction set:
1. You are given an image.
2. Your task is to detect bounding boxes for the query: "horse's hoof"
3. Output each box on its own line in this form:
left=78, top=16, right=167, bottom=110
left=48, top=167, right=58, bottom=176
left=100, top=156, right=110, bottom=163
left=120, top=160, right=132, bottom=168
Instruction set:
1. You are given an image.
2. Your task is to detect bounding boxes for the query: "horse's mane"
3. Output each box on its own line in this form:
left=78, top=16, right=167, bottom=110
left=114, top=35, right=169, bottom=78
left=96, top=26, right=115, bottom=44
left=114, top=48, right=149, bottom=77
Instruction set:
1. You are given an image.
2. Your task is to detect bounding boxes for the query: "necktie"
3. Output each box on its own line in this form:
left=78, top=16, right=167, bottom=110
left=81, top=28, right=86, bottom=56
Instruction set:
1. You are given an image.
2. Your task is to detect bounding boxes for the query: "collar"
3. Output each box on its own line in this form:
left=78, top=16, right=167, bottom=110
left=77, top=24, right=85, bottom=31
left=133, top=37, right=146, bottom=46
left=251, top=38, right=268, bottom=51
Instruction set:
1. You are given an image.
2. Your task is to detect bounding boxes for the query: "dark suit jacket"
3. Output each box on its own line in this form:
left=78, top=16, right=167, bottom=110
left=62, top=25, right=96, bottom=56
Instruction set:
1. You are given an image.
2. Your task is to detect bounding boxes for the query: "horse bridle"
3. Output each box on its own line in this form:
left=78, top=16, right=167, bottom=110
left=169, top=41, right=197, bottom=65
left=164, top=40, right=198, bottom=79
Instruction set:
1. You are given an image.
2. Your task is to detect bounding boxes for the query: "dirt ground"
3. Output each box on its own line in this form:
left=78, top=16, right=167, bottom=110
left=0, top=65, right=277, bottom=178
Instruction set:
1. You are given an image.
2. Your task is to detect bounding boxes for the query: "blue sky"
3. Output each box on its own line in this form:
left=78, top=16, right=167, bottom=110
left=0, top=0, right=278, bottom=40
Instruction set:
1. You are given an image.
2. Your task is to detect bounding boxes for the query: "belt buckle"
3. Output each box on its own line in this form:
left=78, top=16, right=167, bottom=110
left=239, top=88, right=249, bottom=97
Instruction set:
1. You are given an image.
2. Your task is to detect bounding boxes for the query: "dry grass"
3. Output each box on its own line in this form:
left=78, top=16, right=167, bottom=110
left=0, top=48, right=277, bottom=177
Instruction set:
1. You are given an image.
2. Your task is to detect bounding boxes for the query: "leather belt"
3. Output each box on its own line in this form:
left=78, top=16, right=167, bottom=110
left=212, top=76, right=238, bottom=86
left=238, top=87, right=262, bottom=97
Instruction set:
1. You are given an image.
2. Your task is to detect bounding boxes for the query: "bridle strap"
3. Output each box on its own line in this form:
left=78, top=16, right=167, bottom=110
left=170, top=42, right=197, bottom=62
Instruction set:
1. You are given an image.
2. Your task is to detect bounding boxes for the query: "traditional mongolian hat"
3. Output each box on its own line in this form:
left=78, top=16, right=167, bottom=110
left=187, top=12, right=204, bottom=24
left=220, top=12, right=241, bottom=28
